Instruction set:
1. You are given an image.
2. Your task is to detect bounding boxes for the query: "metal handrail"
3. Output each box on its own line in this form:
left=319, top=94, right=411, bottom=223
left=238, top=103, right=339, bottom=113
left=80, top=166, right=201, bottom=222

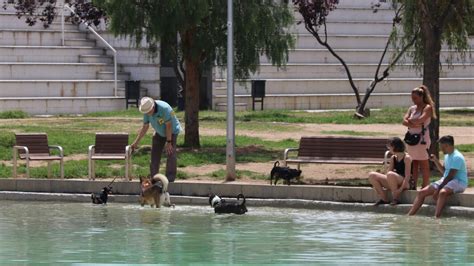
left=61, top=4, right=117, bottom=96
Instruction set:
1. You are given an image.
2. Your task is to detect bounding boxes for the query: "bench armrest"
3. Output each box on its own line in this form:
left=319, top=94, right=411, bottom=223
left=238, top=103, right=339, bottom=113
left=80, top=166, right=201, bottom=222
left=283, top=148, right=299, bottom=160
left=49, top=145, right=64, bottom=158
left=383, top=150, right=391, bottom=170
left=125, top=145, right=132, bottom=158
left=13, top=146, right=29, bottom=159
left=88, top=145, right=95, bottom=159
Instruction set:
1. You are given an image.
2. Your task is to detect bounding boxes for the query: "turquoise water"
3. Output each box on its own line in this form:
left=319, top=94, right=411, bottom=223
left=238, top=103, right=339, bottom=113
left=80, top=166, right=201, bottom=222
left=0, top=201, right=473, bottom=264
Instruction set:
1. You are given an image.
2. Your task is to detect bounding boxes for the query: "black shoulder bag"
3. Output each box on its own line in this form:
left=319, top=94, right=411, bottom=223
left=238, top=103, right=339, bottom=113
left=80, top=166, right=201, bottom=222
left=404, top=124, right=426, bottom=146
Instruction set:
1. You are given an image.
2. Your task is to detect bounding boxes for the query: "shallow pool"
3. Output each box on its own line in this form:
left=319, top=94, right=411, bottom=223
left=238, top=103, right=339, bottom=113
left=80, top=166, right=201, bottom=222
left=0, top=201, right=473, bottom=264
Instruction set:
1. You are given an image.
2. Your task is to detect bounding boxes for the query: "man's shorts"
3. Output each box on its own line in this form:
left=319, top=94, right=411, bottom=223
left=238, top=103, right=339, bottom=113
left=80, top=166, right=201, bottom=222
left=431, top=178, right=467, bottom=193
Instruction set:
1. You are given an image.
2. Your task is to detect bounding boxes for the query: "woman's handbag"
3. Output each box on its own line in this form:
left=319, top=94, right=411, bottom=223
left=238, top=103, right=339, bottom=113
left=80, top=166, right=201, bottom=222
left=404, top=124, right=426, bottom=146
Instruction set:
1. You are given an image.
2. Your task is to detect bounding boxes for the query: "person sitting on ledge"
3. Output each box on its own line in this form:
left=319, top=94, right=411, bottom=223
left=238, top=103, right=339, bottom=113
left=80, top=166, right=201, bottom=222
left=368, top=137, right=412, bottom=206
left=408, top=135, right=468, bottom=218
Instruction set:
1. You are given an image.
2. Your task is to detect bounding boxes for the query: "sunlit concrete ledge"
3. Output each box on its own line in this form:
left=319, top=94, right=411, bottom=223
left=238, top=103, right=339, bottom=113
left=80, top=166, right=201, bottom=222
left=0, top=178, right=473, bottom=209
left=0, top=192, right=473, bottom=219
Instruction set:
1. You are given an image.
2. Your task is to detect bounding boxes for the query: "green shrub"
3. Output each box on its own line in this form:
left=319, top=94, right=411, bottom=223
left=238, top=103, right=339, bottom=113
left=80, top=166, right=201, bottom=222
left=0, top=132, right=15, bottom=147
left=0, top=110, right=29, bottom=119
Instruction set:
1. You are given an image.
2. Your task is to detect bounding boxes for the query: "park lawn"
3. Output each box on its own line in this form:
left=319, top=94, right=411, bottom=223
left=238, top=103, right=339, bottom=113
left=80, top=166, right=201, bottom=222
left=0, top=120, right=296, bottom=178
left=0, top=108, right=472, bottom=180
left=71, top=107, right=474, bottom=126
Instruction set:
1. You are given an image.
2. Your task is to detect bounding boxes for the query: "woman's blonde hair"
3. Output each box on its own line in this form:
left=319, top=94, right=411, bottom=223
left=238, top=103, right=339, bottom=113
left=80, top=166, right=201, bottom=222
left=412, top=85, right=437, bottom=119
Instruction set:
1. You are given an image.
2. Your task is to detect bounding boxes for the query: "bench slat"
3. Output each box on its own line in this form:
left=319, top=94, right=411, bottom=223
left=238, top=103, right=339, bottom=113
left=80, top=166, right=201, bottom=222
left=27, top=155, right=63, bottom=161
left=91, top=155, right=127, bottom=160
left=288, top=136, right=388, bottom=165
left=95, top=133, right=129, bottom=154
left=286, top=159, right=383, bottom=164
left=15, top=133, right=50, bottom=155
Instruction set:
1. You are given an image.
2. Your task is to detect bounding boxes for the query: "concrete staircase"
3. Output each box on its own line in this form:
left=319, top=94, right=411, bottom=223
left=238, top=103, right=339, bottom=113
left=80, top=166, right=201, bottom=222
left=0, top=5, right=159, bottom=114
left=213, top=0, right=474, bottom=111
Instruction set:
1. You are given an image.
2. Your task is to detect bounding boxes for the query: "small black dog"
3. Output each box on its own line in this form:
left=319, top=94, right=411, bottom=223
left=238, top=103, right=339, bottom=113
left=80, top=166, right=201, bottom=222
left=209, top=194, right=248, bottom=215
left=270, top=161, right=302, bottom=185
left=91, top=186, right=112, bottom=204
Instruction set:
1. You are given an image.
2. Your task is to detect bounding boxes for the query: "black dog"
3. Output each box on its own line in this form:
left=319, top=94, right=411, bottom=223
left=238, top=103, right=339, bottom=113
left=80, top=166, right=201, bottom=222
left=91, top=186, right=112, bottom=204
left=209, top=194, right=247, bottom=215
left=270, top=161, right=302, bottom=185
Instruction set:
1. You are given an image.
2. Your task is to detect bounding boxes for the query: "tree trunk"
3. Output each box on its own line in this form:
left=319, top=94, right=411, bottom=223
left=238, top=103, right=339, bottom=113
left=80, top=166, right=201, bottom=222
left=182, top=31, right=201, bottom=148
left=420, top=21, right=442, bottom=156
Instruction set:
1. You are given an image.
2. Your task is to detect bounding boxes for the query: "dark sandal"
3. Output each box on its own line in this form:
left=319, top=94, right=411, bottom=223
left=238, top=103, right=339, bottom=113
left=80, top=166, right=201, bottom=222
left=390, top=199, right=401, bottom=205
left=374, top=199, right=389, bottom=206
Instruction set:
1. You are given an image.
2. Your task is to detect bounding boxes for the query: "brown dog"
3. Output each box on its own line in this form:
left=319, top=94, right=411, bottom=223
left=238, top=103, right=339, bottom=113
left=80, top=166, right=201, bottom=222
left=139, top=174, right=174, bottom=208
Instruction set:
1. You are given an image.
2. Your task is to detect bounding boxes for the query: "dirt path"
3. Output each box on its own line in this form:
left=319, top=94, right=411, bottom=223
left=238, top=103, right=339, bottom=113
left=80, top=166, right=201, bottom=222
left=0, top=154, right=88, bottom=167
left=180, top=161, right=383, bottom=181
left=3, top=118, right=472, bottom=144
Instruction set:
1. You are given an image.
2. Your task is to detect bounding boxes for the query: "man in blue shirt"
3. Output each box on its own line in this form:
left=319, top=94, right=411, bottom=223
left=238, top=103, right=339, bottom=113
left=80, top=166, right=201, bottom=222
left=131, top=97, right=182, bottom=182
left=408, top=135, right=468, bottom=218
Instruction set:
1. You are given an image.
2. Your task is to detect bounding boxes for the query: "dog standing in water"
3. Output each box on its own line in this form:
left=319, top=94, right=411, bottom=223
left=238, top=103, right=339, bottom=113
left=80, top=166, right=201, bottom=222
left=209, top=194, right=247, bottom=215
left=139, top=174, right=174, bottom=208
left=91, top=186, right=112, bottom=204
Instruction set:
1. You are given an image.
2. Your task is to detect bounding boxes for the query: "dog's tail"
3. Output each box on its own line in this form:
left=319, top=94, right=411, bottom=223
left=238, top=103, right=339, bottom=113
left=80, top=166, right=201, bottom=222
left=152, top=173, right=169, bottom=193
left=237, top=193, right=246, bottom=205
left=270, top=161, right=280, bottom=185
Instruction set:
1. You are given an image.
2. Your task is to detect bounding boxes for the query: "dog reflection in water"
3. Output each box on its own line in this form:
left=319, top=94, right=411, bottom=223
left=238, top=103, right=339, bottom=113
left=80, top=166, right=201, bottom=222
left=139, top=174, right=174, bottom=208
left=209, top=194, right=247, bottom=215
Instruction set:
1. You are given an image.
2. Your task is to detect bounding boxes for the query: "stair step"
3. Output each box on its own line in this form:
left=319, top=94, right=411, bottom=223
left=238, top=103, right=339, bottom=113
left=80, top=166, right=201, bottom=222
left=0, top=63, right=113, bottom=79
left=116, top=87, right=148, bottom=97
left=0, top=96, right=126, bottom=115
left=292, top=21, right=395, bottom=35
left=64, top=39, right=96, bottom=46
left=295, top=34, right=474, bottom=49
left=79, top=55, right=113, bottom=64
left=215, top=63, right=474, bottom=79
left=0, top=14, right=78, bottom=30
left=259, top=49, right=472, bottom=64
left=213, top=77, right=474, bottom=95
left=0, top=80, right=125, bottom=97
left=214, top=103, right=249, bottom=112
left=0, top=29, right=87, bottom=46
left=213, top=92, right=474, bottom=110
left=0, top=46, right=106, bottom=63
left=97, top=71, right=131, bottom=80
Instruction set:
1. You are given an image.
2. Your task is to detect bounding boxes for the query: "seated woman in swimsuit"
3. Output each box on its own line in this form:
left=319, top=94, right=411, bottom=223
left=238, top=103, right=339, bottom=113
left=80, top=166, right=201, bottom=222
left=368, top=137, right=412, bottom=205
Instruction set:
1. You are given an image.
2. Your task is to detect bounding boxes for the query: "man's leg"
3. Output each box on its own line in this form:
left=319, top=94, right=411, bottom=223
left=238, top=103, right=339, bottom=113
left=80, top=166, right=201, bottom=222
left=435, top=188, right=453, bottom=218
left=408, top=185, right=436, bottom=215
left=165, top=134, right=178, bottom=182
left=150, top=133, right=166, bottom=177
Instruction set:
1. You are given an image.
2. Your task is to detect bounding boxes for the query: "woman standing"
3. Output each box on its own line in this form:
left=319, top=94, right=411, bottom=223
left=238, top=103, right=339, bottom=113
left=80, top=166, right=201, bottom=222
left=403, top=85, right=436, bottom=189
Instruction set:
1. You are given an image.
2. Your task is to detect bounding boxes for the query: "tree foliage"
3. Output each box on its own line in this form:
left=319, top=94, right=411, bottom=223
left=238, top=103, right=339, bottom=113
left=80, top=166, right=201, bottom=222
left=4, top=0, right=295, bottom=148
left=2, top=0, right=105, bottom=27
left=94, top=0, right=295, bottom=148
left=94, top=0, right=294, bottom=79
left=390, top=0, right=473, bottom=68
left=389, top=0, right=473, bottom=154
left=293, top=0, right=415, bottom=117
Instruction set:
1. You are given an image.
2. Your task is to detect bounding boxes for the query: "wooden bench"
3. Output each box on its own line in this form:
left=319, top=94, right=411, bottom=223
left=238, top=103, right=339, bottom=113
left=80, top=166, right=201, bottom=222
left=88, top=133, right=132, bottom=180
left=283, top=136, right=390, bottom=169
left=13, top=133, right=64, bottom=178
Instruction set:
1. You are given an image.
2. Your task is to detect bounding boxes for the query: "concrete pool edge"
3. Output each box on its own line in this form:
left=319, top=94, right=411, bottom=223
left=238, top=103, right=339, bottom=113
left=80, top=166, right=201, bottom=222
left=1, top=178, right=474, bottom=208
left=1, top=191, right=473, bottom=219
